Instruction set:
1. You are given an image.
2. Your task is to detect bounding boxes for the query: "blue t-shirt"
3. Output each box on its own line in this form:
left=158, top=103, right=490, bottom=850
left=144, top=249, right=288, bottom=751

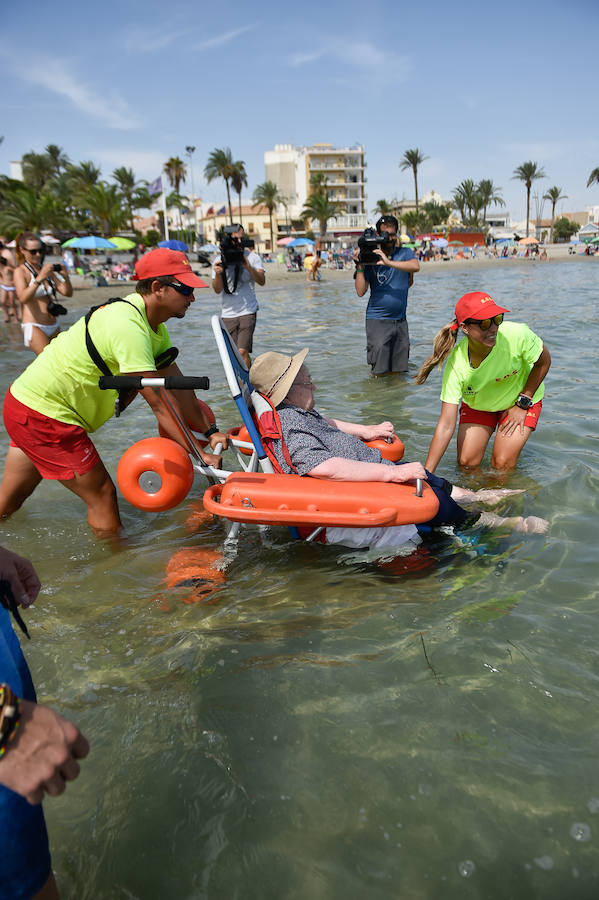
left=0, top=609, right=52, bottom=900
left=364, top=247, right=415, bottom=320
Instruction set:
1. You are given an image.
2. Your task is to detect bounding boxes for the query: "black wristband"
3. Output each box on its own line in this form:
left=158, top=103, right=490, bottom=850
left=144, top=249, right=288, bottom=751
left=204, top=423, right=219, bottom=437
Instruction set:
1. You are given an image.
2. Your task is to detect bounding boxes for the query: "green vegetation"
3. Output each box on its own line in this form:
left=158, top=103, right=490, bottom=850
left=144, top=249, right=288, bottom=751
left=399, top=148, right=428, bottom=212
left=252, top=180, right=283, bottom=250
left=543, top=186, right=568, bottom=243
left=204, top=147, right=235, bottom=224
left=512, top=161, right=546, bottom=237
left=552, top=216, right=579, bottom=241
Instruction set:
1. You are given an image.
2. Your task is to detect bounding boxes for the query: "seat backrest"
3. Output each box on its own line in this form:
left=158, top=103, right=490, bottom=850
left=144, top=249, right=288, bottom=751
left=211, top=315, right=275, bottom=473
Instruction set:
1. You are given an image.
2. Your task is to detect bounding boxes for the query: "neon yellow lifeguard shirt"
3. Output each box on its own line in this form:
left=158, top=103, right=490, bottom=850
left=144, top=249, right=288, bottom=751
left=11, top=293, right=171, bottom=432
left=440, top=321, right=545, bottom=411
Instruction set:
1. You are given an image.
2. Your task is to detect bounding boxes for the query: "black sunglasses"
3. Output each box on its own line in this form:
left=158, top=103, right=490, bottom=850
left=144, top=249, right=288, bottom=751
left=466, top=314, right=504, bottom=331
left=166, top=281, right=194, bottom=296
left=26, top=248, right=43, bottom=255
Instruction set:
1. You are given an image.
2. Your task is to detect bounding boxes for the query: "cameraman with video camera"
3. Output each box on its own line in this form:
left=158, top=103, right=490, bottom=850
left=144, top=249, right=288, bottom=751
left=212, top=224, right=265, bottom=367
left=354, top=215, right=419, bottom=376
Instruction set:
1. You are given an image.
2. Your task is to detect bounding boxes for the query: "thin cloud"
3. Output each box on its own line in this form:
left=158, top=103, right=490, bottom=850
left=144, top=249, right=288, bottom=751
left=17, top=58, right=140, bottom=130
left=193, top=25, right=256, bottom=51
left=289, top=39, right=411, bottom=80
left=95, top=149, right=168, bottom=181
left=122, top=25, right=189, bottom=52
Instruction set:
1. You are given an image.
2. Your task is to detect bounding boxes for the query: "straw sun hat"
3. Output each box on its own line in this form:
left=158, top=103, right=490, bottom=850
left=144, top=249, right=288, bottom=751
left=249, top=349, right=309, bottom=407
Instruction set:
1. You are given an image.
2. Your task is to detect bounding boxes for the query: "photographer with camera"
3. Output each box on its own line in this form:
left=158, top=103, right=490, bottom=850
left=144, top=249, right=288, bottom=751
left=212, top=224, right=265, bottom=367
left=14, top=232, right=72, bottom=356
left=354, top=215, right=419, bottom=376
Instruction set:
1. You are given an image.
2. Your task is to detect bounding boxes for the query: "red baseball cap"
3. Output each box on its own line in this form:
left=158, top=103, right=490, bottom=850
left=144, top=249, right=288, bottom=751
left=133, top=248, right=208, bottom=287
left=455, top=291, right=509, bottom=324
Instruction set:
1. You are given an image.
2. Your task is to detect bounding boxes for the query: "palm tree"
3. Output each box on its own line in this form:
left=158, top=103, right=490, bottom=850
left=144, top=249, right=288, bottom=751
left=79, top=183, right=126, bottom=236
left=163, top=157, right=187, bottom=196
left=21, top=151, right=54, bottom=192
left=204, top=147, right=235, bottom=224
left=252, top=180, right=282, bottom=252
left=309, top=172, right=328, bottom=194
left=543, top=186, right=568, bottom=244
left=230, top=161, right=248, bottom=226
left=399, top=148, right=428, bottom=212
left=477, top=179, right=505, bottom=225
left=301, top=192, right=341, bottom=239
left=373, top=199, right=392, bottom=217
left=586, top=168, right=599, bottom=188
left=512, top=161, right=546, bottom=236
left=452, top=180, right=481, bottom=224
left=112, top=166, right=148, bottom=232
left=44, top=144, right=69, bottom=177
left=0, top=181, right=71, bottom=232
left=401, top=210, right=422, bottom=235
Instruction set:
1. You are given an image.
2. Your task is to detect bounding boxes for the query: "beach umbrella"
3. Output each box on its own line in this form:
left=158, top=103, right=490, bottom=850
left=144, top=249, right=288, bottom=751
left=589, top=236, right=599, bottom=244
left=62, top=236, right=117, bottom=249
left=569, top=239, right=581, bottom=244
left=518, top=236, right=539, bottom=245
left=108, top=236, right=136, bottom=250
left=432, top=238, right=448, bottom=248
left=40, top=234, right=60, bottom=244
left=287, top=237, right=315, bottom=247
left=277, top=237, right=293, bottom=246
left=198, top=243, right=219, bottom=252
left=448, top=240, right=464, bottom=246
left=158, top=239, right=188, bottom=252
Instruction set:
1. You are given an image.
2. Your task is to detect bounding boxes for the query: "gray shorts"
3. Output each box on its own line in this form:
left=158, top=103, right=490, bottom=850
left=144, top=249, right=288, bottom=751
left=222, top=313, right=257, bottom=352
left=365, top=318, right=409, bottom=374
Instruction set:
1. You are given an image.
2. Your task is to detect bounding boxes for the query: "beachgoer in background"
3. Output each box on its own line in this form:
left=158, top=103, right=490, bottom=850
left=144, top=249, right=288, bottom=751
left=212, top=224, right=264, bottom=367
left=14, top=232, right=72, bottom=355
left=249, top=349, right=547, bottom=551
left=0, top=544, right=89, bottom=900
left=354, top=215, right=419, bottom=375
left=416, top=291, right=551, bottom=472
left=0, top=248, right=228, bottom=536
left=307, top=239, right=323, bottom=281
left=0, top=256, right=20, bottom=323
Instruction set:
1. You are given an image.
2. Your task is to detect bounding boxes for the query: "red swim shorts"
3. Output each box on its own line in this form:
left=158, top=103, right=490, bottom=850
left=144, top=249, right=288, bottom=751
left=3, top=389, right=101, bottom=480
left=459, top=399, right=542, bottom=432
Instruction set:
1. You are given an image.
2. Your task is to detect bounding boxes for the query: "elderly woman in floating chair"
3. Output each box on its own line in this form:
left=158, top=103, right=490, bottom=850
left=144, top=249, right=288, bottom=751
left=247, top=348, right=547, bottom=552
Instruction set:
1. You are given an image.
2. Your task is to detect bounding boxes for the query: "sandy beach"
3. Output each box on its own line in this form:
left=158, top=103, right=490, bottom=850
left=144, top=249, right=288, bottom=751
left=55, top=242, right=594, bottom=312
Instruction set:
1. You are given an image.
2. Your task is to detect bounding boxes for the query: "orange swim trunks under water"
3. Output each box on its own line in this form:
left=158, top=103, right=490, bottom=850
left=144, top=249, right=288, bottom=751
left=3, top=389, right=101, bottom=479
left=459, top=399, right=542, bottom=431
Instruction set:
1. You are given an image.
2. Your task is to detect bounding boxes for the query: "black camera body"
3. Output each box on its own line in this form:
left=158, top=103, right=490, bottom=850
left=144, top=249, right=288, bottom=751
left=53, top=263, right=62, bottom=272
left=220, top=225, right=255, bottom=267
left=357, top=228, right=390, bottom=265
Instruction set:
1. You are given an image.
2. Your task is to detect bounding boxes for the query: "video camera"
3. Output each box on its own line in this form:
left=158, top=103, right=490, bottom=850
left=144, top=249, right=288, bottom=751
left=220, top=224, right=255, bottom=267
left=357, top=227, right=393, bottom=265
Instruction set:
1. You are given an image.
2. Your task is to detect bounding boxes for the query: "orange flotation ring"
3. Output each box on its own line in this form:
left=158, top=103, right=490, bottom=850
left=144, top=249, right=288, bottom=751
left=158, top=400, right=215, bottom=448
left=117, top=437, right=194, bottom=511
left=364, top=433, right=404, bottom=462
left=203, top=471, right=438, bottom=528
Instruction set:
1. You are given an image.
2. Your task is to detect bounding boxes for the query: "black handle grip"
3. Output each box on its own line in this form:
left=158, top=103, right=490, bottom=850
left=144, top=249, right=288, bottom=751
left=99, top=375, right=210, bottom=391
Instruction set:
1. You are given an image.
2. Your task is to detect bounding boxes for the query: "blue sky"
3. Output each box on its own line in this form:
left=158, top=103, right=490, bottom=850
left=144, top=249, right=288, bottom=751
left=2, top=0, right=598, bottom=223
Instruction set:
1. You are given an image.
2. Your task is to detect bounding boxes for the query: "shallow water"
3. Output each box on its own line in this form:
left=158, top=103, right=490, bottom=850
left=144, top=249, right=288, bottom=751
left=2, top=261, right=599, bottom=898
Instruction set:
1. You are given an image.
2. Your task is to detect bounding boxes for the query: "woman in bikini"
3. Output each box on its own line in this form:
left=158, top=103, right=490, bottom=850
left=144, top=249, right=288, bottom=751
left=0, top=258, right=20, bottom=324
left=14, top=232, right=72, bottom=355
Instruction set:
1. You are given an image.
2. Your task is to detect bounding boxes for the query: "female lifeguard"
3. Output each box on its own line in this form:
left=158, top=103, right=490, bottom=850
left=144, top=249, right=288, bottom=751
left=14, top=232, right=72, bottom=355
left=416, top=291, right=551, bottom=472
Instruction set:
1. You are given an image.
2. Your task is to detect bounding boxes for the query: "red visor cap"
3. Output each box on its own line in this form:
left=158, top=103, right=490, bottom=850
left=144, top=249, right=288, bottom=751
left=133, top=248, right=208, bottom=287
left=455, top=291, right=509, bottom=324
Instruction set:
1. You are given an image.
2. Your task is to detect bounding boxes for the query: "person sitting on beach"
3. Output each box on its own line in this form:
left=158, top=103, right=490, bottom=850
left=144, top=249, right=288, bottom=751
left=248, top=349, right=547, bottom=552
left=0, top=248, right=228, bottom=536
left=13, top=232, right=72, bottom=355
left=415, top=291, right=551, bottom=472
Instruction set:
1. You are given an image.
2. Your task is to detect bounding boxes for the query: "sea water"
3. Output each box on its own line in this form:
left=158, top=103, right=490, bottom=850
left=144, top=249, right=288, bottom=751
left=1, top=260, right=598, bottom=899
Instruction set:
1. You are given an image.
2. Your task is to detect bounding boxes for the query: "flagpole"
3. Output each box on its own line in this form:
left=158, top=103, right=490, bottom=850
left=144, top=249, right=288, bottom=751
left=162, top=188, right=169, bottom=241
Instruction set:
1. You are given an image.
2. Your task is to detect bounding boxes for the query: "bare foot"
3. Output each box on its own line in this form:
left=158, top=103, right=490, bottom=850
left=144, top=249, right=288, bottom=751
left=451, top=486, right=525, bottom=505
left=476, top=512, right=549, bottom=534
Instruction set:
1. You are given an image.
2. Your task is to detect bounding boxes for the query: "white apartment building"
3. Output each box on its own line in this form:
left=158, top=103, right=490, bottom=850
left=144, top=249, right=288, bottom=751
left=264, top=143, right=368, bottom=231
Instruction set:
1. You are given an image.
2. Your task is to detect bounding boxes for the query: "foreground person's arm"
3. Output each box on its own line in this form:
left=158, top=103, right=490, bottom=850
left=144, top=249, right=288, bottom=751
left=424, top=402, right=459, bottom=473
left=307, top=458, right=426, bottom=483
left=325, top=419, right=395, bottom=441
left=0, top=698, right=89, bottom=805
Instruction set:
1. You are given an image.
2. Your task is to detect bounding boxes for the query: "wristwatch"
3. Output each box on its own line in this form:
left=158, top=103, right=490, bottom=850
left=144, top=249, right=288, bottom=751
left=515, top=393, right=533, bottom=410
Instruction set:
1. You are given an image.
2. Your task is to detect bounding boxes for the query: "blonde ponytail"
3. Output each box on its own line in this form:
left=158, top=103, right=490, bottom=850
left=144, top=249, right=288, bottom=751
left=414, top=321, right=459, bottom=384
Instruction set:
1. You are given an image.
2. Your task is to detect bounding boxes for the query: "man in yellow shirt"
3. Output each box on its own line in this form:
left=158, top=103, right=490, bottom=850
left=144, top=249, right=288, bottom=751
left=0, top=249, right=227, bottom=535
